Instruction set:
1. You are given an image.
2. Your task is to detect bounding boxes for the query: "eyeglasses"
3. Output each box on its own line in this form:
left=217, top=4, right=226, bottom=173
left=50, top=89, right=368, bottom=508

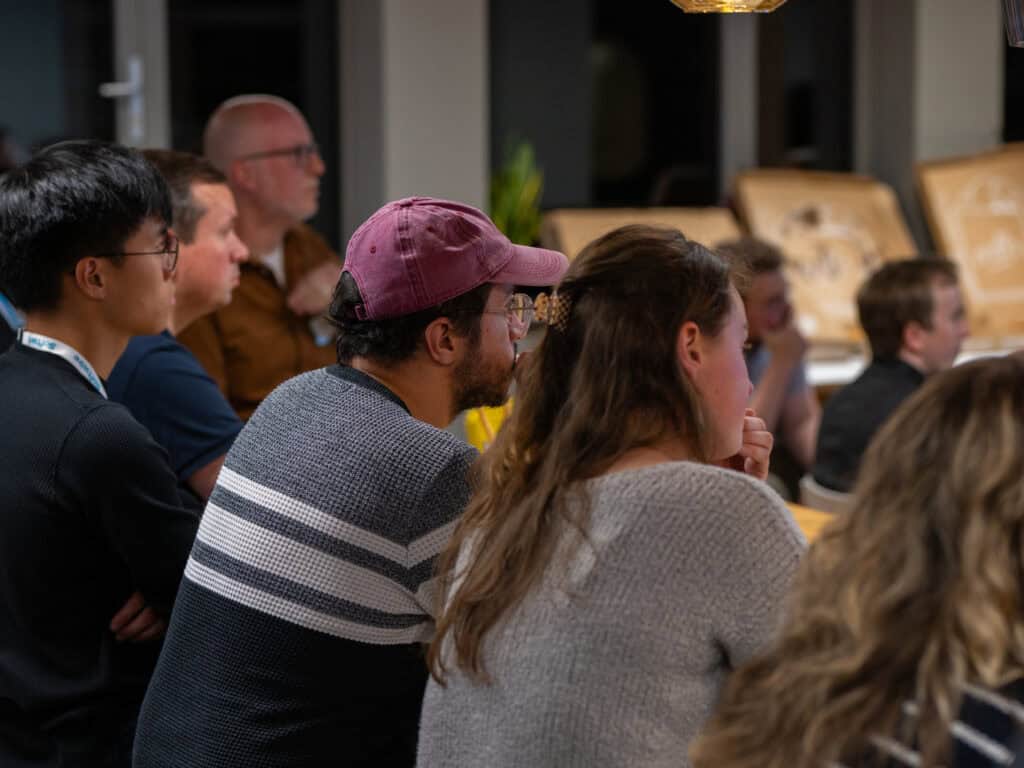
left=481, top=292, right=535, bottom=336
left=98, top=232, right=179, bottom=274
left=238, top=142, right=321, bottom=167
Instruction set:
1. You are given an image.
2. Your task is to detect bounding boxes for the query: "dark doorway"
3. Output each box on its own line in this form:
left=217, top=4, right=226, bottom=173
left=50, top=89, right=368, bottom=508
left=61, top=0, right=115, bottom=146
left=757, top=0, right=854, bottom=171
left=591, top=0, right=721, bottom=206
left=1004, top=42, right=1024, bottom=141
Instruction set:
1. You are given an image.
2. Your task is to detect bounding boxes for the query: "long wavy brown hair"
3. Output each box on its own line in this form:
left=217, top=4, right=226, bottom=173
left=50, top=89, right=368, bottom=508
left=427, top=225, right=736, bottom=683
left=691, top=353, right=1024, bottom=768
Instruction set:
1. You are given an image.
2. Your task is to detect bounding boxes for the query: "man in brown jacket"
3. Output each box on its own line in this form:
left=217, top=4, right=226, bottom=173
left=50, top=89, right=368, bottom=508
left=178, top=94, right=340, bottom=418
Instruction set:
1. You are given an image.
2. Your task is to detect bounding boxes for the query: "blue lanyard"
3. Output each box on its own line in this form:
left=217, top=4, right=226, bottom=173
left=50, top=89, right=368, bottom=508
left=18, top=331, right=108, bottom=398
left=0, top=291, right=23, bottom=332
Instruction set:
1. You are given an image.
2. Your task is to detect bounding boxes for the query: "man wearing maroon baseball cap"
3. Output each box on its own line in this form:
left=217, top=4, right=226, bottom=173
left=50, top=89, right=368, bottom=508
left=132, top=197, right=569, bottom=768
left=337, top=196, right=568, bottom=419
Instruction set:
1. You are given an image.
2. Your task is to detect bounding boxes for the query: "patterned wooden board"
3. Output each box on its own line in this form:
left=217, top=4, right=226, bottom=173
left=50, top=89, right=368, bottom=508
left=539, top=207, right=742, bottom=259
left=734, top=170, right=918, bottom=345
left=917, top=146, right=1024, bottom=344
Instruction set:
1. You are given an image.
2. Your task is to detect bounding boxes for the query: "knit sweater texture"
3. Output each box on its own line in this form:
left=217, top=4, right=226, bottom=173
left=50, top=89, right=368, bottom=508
left=417, top=461, right=806, bottom=768
left=133, top=365, right=477, bottom=768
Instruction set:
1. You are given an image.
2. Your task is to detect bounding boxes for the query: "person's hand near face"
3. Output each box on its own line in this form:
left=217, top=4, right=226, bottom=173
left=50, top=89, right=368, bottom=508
left=286, top=260, right=343, bottom=316
left=761, top=305, right=807, bottom=367
left=719, top=408, right=773, bottom=481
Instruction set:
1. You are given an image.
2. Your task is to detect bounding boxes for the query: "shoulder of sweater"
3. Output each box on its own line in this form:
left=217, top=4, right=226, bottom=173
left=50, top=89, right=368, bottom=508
left=599, top=460, right=776, bottom=498
left=116, top=334, right=187, bottom=375
left=59, top=400, right=159, bottom=467
left=594, top=461, right=797, bottom=534
left=70, top=398, right=153, bottom=437
left=258, top=368, right=478, bottom=464
left=21, top=353, right=143, bottom=429
left=376, top=405, right=478, bottom=468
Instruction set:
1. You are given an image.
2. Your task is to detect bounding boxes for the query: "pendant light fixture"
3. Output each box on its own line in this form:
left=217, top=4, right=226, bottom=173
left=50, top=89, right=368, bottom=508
left=669, top=0, right=788, bottom=12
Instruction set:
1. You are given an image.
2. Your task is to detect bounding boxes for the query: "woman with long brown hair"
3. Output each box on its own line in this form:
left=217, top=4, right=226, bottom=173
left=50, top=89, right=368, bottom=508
left=416, top=225, right=805, bottom=767
left=691, top=353, right=1024, bottom=768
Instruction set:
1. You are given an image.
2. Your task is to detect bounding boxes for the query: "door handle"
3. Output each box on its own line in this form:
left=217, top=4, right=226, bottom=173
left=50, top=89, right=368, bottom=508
left=98, top=54, right=145, bottom=143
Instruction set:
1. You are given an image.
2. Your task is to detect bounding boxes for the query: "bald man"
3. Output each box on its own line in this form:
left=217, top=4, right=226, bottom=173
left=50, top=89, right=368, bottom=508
left=178, top=95, right=341, bottom=418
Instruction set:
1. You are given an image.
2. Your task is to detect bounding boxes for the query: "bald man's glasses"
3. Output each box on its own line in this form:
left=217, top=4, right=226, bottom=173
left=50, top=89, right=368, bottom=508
left=239, top=142, right=320, bottom=167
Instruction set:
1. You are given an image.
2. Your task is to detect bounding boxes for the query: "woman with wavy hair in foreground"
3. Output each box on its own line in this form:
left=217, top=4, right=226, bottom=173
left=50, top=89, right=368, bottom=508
left=416, top=225, right=806, bottom=768
left=692, top=353, right=1024, bottom=768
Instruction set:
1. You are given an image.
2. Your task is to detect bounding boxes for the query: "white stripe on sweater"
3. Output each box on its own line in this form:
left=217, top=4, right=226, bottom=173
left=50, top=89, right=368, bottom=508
left=964, top=683, right=1024, bottom=726
left=184, top=558, right=433, bottom=645
left=904, top=698, right=1015, bottom=764
left=409, top=519, right=458, bottom=566
left=217, top=467, right=409, bottom=563
left=197, top=501, right=426, bottom=616
left=950, top=719, right=1015, bottom=765
left=869, top=735, right=921, bottom=767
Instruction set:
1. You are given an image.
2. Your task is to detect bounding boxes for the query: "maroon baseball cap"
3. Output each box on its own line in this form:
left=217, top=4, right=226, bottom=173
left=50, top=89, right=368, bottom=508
left=344, top=196, right=569, bottom=320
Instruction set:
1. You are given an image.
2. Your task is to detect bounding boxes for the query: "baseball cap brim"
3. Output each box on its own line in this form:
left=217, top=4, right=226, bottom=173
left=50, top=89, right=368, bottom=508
left=491, top=243, right=569, bottom=287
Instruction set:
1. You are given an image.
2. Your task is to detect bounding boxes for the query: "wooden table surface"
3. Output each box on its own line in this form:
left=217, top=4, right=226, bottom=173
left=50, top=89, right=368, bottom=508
left=787, top=502, right=833, bottom=541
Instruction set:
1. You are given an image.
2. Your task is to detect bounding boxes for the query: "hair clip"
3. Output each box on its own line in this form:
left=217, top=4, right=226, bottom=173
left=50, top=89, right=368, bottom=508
left=534, top=292, right=571, bottom=332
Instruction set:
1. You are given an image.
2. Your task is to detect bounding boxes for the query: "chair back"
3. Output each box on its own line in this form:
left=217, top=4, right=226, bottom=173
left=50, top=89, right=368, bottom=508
left=799, top=474, right=852, bottom=515
left=540, top=207, right=741, bottom=259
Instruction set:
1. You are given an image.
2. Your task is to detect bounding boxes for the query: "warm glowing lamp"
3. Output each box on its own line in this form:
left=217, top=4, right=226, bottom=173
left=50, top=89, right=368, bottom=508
left=670, top=0, right=788, bottom=11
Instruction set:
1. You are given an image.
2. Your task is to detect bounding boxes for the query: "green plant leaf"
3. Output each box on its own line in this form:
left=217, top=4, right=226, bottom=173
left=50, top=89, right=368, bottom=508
left=490, top=139, right=544, bottom=245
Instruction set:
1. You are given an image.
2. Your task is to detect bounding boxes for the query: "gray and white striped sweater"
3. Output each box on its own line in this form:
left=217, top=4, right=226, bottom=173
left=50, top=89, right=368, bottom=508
left=132, top=365, right=477, bottom=768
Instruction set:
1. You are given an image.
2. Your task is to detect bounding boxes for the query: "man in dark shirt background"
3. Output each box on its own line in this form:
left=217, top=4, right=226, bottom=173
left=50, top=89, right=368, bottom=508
left=108, top=149, right=249, bottom=505
left=813, top=258, right=969, bottom=492
left=0, top=140, right=199, bottom=766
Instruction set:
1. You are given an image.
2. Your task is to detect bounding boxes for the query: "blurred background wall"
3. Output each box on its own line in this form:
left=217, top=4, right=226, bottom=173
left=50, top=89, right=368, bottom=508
left=0, top=0, right=1018, bottom=250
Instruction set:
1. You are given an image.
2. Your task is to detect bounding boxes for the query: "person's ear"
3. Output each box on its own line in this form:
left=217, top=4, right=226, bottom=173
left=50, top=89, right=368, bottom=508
left=676, top=320, right=704, bottom=379
left=72, top=258, right=108, bottom=300
left=903, top=321, right=926, bottom=355
left=422, top=316, right=461, bottom=366
left=229, top=160, right=254, bottom=193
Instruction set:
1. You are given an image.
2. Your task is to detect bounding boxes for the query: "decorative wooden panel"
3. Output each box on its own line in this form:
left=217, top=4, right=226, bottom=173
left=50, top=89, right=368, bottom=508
left=918, top=146, right=1024, bottom=344
left=540, top=207, right=742, bottom=260
left=734, top=169, right=917, bottom=344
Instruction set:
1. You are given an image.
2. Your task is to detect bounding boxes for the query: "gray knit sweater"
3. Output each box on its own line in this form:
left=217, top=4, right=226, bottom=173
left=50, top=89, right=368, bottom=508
left=416, top=462, right=806, bottom=768
left=133, top=365, right=478, bottom=768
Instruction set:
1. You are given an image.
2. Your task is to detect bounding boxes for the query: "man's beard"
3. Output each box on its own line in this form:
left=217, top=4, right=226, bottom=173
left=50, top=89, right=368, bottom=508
left=452, top=341, right=515, bottom=413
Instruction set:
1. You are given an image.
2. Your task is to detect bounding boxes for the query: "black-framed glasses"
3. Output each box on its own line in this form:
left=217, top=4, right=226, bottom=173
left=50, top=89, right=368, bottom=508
left=98, top=232, right=179, bottom=274
left=238, top=142, right=321, bottom=167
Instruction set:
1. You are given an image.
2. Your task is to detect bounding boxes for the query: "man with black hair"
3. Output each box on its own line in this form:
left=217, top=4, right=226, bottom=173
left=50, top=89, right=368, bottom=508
left=133, top=197, right=568, bottom=768
left=0, top=140, right=199, bottom=767
left=107, top=149, right=249, bottom=505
